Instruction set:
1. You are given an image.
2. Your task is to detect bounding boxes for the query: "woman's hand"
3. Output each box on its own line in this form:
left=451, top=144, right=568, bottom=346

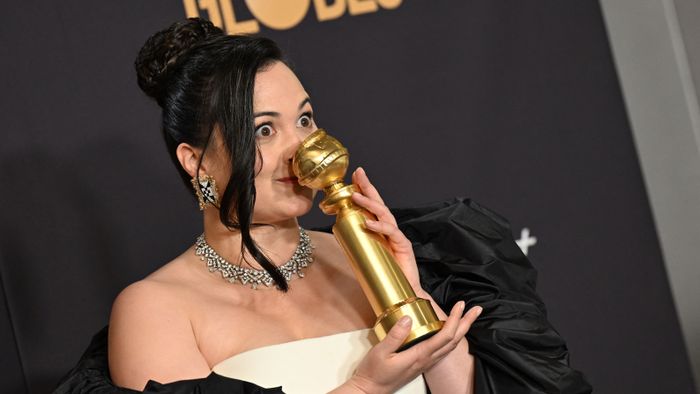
left=350, top=167, right=423, bottom=295
left=338, top=301, right=482, bottom=394
left=346, top=167, right=481, bottom=394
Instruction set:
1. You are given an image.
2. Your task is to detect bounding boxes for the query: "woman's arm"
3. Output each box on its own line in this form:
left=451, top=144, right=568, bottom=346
left=349, top=168, right=480, bottom=394
left=108, top=280, right=211, bottom=390
left=417, top=290, right=476, bottom=394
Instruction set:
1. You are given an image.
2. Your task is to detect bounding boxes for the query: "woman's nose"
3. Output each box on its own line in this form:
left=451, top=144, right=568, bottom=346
left=286, top=129, right=307, bottom=162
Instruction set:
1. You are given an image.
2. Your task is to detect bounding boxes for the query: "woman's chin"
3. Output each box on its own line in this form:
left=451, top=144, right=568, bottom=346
left=253, top=195, right=314, bottom=223
left=293, top=195, right=315, bottom=217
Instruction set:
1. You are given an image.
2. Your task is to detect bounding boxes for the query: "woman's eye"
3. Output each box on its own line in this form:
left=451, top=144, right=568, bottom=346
left=254, top=124, right=275, bottom=138
left=297, top=113, right=313, bottom=128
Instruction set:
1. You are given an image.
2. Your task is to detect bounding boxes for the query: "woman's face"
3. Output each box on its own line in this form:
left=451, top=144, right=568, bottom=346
left=247, top=61, right=316, bottom=223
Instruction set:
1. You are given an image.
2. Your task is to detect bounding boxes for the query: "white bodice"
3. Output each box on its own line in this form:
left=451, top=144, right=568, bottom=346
left=212, top=328, right=427, bottom=393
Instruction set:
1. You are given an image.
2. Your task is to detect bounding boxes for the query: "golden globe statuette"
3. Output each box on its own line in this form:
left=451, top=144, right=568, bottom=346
left=292, top=129, right=444, bottom=349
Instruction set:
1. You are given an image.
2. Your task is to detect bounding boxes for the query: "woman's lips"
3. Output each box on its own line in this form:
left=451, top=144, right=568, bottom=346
left=276, top=176, right=298, bottom=184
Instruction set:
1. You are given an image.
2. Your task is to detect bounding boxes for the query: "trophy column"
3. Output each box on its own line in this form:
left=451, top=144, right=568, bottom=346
left=293, top=129, right=443, bottom=349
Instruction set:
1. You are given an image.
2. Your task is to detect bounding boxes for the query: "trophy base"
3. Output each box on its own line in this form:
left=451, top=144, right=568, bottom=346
left=373, top=297, right=445, bottom=351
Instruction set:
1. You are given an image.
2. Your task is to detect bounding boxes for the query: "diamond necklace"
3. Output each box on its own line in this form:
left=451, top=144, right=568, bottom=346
left=194, top=227, right=314, bottom=290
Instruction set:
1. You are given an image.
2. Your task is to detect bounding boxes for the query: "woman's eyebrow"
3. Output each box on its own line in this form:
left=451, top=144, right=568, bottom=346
left=254, top=111, right=279, bottom=118
left=254, top=98, right=312, bottom=118
left=298, top=97, right=311, bottom=110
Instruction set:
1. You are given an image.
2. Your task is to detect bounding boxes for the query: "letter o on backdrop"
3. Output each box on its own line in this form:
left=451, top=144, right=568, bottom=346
left=245, top=0, right=311, bottom=30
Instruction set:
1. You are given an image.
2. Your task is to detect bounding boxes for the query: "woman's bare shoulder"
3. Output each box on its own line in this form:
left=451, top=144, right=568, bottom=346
left=109, top=245, right=213, bottom=331
left=108, top=252, right=212, bottom=390
left=111, top=277, right=177, bottom=316
left=112, top=260, right=180, bottom=306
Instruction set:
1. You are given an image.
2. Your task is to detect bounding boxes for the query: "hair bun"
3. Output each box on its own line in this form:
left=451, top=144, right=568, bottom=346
left=135, top=17, right=223, bottom=103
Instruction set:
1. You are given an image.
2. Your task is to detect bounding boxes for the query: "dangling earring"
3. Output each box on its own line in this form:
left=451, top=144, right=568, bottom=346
left=191, top=174, right=219, bottom=210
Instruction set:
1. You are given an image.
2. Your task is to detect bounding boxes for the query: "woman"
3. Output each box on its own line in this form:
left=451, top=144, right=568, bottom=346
left=55, top=18, right=592, bottom=394
left=110, top=17, right=480, bottom=393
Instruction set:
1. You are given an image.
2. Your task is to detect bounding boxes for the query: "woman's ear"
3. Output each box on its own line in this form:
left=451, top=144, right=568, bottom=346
left=176, top=142, right=205, bottom=178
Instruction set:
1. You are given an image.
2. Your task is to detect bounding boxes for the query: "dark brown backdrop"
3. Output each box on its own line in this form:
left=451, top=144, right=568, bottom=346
left=0, top=1, right=695, bottom=393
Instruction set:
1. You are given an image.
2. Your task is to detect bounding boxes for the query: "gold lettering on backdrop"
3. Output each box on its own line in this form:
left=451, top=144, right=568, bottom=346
left=183, top=0, right=259, bottom=34
left=376, top=0, right=401, bottom=9
left=246, top=0, right=311, bottom=30
left=183, top=0, right=403, bottom=34
left=220, top=0, right=259, bottom=34
left=313, top=0, right=345, bottom=22
left=183, top=0, right=198, bottom=19
left=347, top=0, right=378, bottom=16
left=183, top=0, right=223, bottom=27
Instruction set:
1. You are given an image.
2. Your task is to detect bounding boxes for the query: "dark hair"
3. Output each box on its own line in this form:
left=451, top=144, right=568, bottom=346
left=135, top=18, right=290, bottom=291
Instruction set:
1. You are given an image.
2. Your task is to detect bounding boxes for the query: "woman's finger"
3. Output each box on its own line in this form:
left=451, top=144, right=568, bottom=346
left=438, top=304, right=480, bottom=346
left=373, top=316, right=413, bottom=355
left=396, top=301, right=466, bottom=360
left=352, top=192, right=398, bottom=227
left=428, top=306, right=482, bottom=362
left=464, top=305, right=483, bottom=325
left=352, top=167, right=385, bottom=205
left=363, top=219, right=413, bottom=252
left=432, top=301, right=467, bottom=343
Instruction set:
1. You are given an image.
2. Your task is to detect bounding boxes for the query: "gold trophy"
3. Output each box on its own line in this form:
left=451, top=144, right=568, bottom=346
left=292, top=129, right=444, bottom=349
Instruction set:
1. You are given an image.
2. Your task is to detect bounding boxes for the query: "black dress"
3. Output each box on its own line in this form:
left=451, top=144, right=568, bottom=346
left=53, top=198, right=593, bottom=394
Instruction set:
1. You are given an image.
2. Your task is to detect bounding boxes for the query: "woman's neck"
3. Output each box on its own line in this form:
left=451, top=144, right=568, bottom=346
left=201, top=208, right=301, bottom=270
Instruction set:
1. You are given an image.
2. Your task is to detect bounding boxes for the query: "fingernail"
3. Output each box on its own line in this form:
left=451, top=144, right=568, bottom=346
left=476, top=306, right=483, bottom=317
left=398, top=316, right=411, bottom=327
left=365, top=219, right=376, bottom=226
left=455, top=301, right=465, bottom=311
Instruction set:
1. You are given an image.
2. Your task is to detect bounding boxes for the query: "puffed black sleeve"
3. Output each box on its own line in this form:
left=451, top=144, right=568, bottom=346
left=52, top=326, right=284, bottom=394
left=392, top=198, right=593, bottom=394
